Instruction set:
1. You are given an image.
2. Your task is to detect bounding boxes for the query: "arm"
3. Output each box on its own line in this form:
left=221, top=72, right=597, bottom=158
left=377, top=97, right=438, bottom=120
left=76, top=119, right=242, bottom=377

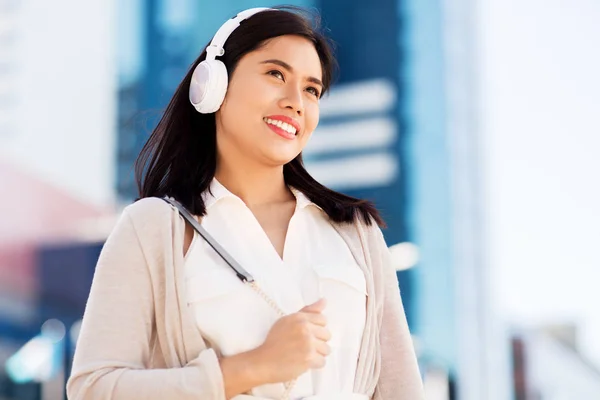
left=372, top=228, right=425, bottom=400
left=221, top=349, right=272, bottom=398
left=66, top=210, right=227, bottom=400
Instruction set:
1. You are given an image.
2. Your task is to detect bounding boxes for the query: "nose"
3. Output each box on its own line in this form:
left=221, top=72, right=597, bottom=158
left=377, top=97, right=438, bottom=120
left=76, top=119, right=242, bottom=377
left=279, top=85, right=304, bottom=117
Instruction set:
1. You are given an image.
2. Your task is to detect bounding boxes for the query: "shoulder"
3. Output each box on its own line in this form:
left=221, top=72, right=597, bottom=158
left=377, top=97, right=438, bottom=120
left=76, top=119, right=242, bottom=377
left=122, top=197, right=174, bottom=227
left=116, top=197, right=181, bottom=247
left=332, top=216, right=386, bottom=249
left=123, top=197, right=172, bottom=218
left=329, top=217, right=389, bottom=275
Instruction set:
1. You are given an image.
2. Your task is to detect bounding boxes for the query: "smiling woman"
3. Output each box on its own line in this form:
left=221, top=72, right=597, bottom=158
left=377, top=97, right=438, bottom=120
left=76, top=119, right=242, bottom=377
left=66, top=6, right=424, bottom=400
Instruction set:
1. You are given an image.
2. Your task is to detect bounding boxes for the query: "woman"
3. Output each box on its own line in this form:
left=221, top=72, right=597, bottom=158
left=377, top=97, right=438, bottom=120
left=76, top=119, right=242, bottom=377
left=67, top=6, right=424, bottom=400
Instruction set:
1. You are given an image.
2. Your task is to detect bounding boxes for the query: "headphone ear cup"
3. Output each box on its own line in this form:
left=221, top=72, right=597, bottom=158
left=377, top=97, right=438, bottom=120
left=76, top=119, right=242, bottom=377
left=189, top=59, right=229, bottom=114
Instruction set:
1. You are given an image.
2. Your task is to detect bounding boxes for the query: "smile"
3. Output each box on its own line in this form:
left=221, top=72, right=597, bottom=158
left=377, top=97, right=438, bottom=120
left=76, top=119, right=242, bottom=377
left=263, top=117, right=298, bottom=136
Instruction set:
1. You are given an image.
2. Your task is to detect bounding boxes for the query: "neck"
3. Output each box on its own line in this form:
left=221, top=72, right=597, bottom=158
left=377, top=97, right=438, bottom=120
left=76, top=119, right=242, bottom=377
left=214, top=160, right=294, bottom=208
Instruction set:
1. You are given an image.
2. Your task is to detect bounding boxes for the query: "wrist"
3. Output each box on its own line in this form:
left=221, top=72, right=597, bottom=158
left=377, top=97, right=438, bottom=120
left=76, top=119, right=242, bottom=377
left=220, top=347, right=271, bottom=397
left=244, top=345, right=273, bottom=385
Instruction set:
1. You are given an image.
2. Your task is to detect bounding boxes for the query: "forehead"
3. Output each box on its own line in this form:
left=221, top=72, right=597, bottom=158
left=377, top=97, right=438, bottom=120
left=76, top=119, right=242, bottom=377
left=244, top=35, right=323, bottom=80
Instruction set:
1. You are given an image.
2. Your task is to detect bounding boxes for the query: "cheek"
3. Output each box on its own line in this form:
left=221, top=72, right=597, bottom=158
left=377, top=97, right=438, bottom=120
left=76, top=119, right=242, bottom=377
left=220, top=82, right=260, bottom=128
left=225, top=78, right=275, bottom=118
left=305, top=103, right=320, bottom=133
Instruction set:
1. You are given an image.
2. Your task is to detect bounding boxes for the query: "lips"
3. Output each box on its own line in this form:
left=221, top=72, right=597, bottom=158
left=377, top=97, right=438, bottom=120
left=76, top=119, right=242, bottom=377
left=263, top=115, right=301, bottom=135
left=264, top=119, right=296, bottom=140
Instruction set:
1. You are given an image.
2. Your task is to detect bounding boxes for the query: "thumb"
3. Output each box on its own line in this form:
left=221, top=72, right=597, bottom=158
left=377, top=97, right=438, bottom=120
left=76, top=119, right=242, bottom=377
left=300, top=298, right=327, bottom=313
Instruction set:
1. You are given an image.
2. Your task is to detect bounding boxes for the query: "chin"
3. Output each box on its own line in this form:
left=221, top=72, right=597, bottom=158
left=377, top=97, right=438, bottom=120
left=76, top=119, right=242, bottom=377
left=266, top=156, right=297, bottom=167
left=260, top=145, right=302, bottom=166
left=261, top=151, right=299, bottom=167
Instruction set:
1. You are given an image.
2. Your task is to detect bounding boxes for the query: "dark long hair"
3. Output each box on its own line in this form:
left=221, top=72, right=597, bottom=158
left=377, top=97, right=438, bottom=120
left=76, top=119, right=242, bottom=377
left=135, top=6, right=384, bottom=227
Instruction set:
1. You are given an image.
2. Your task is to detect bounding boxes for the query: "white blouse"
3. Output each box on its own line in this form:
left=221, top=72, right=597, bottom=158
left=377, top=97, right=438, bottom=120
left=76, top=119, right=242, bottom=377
left=184, top=179, right=368, bottom=400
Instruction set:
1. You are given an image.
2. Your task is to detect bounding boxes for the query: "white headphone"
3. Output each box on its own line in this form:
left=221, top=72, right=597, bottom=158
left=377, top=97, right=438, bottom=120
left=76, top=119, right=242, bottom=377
left=189, top=7, right=274, bottom=114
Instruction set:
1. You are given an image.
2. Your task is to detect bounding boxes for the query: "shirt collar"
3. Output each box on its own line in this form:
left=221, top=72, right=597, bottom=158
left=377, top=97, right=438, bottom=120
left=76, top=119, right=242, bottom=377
left=202, top=178, right=322, bottom=211
left=290, top=187, right=322, bottom=211
left=201, top=178, right=238, bottom=209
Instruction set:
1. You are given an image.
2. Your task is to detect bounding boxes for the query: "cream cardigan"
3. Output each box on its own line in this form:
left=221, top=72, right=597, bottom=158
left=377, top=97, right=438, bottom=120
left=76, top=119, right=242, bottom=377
left=66, top=197, right=424, bottom=400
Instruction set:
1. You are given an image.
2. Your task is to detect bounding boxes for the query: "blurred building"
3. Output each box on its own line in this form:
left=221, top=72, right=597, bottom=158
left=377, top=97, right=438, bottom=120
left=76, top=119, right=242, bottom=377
left=1, top=1, right=117, bottom=396
left=512, top=325, right=600, bottom=399
left=0, top=160, right=108, bottom=400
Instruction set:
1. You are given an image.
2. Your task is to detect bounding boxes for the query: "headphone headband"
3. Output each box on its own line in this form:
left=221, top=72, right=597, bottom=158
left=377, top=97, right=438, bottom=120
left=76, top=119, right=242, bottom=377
left=206, top=7, right=273, bottom=61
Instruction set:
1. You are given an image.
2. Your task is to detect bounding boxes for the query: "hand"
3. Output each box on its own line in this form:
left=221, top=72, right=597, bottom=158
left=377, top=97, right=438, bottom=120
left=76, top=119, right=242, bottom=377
left=253, top=298, right=332, bottom=384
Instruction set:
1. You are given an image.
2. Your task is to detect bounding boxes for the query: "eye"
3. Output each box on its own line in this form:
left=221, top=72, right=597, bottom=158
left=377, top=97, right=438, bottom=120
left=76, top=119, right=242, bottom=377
left=267, top=70, right=284, bottom=80
left=306, top=86, right=321, bottom=98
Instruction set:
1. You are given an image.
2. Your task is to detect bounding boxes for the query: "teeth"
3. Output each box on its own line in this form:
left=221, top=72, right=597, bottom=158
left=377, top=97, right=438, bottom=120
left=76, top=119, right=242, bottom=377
left=264, top=117, right=297, bottom=135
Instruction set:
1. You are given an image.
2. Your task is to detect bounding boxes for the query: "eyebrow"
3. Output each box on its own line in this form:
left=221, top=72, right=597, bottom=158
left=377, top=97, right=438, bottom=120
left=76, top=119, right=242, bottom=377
left=260, top=59, right=324, bottom=89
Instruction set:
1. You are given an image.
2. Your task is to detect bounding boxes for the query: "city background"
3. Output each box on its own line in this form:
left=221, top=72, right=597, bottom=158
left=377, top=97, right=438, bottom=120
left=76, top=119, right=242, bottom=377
left=1, top=0, right=599, bottom=399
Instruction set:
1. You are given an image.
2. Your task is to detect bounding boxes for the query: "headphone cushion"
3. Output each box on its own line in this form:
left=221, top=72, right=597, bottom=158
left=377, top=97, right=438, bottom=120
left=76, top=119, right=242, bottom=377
left=189, top=59, right=229, bottom=114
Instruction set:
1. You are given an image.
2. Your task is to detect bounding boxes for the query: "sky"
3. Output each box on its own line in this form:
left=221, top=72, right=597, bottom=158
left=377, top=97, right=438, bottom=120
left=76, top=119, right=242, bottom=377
left=0, top=0, right=116, bottom=207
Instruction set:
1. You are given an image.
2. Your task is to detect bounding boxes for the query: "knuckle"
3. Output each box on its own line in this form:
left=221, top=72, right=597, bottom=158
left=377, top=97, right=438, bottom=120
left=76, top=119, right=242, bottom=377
left=296, top=313, right=308, bottom=325
left=300, top=325, right=312, bottom=338
left=311, top=314, right=325, bottom=325
left=300, top=337, right=313, bottom=355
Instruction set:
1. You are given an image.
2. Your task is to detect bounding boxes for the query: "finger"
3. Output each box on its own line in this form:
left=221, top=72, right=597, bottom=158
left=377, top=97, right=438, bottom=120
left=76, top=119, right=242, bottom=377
left=311, top=326, right=331, bottom=341
left=300, top=298, right=327, bottom=313
left=315, top=341, right=331, bottom=357
left=309, top=355, right=327, bottom=369
left=303, top=312, right=327, bottom=327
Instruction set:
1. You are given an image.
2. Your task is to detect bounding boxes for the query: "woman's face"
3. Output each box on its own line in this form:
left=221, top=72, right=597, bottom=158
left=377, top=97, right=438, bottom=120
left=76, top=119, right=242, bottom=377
left=215, top=34, right=323, bottom=168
